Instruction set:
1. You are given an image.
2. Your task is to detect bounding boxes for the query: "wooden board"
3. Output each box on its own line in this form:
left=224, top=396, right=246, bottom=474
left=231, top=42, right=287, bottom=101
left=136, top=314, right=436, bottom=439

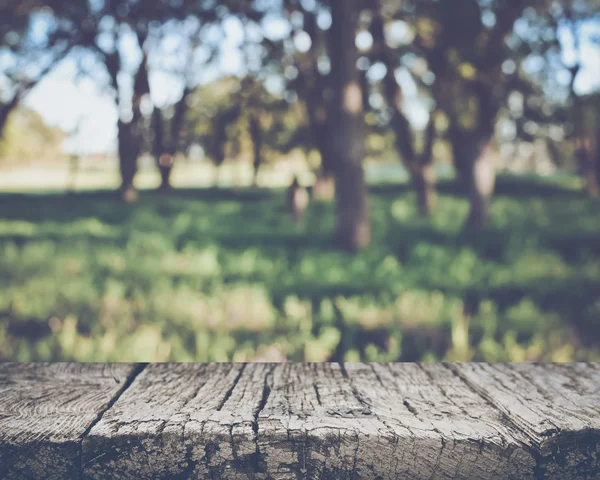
left=258, top=363, right=537, bottom=479
left=452, top=363, right=600, bottom=478
left=80, top=363, right=600, bottom=479
left=82, top=363, right=271, bottom=479
left=0, top=363, right=140, bottom=480
left=2, top=363, right=599, bottom=479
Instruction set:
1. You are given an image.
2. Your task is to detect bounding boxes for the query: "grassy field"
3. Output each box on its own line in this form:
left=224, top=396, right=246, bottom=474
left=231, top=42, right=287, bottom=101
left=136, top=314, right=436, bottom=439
left=0, top=155, right=450, bottom=192
left=1, top=174, right=599, bottom=362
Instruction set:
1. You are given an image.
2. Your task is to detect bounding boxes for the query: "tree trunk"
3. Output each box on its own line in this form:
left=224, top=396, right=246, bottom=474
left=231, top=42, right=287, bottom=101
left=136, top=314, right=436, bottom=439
left=452, top=142, right=475, bottom=189
left=249, top=113, right=262, bottom=186
left=597, top=131, right=600, bottom=192
left=118, top=115, right=144, bottom=202
left=0, top=100, right=17, bottom=140
left=152, top=108, right=174, bottom=192
left=158, top=163, right=173, bottom=192
left=578, top=136, right=599, bottom=197
left=390, top=109, right=437, bottom=217
left=117, top=120, right=139, bottom=202
left=304, top=90, right=335, bottom=201
left=161, top=86, right=190, bottom=192
left=119, top=161, right=138, bottom=202
left=116, top=50, right=149, bottom=201
left=295, top=9, right=335, bottom=202
left=566, top=61, right=598, bottom=197
left=310, top=114, right=336, bottom=202
left=452, top=129, right=496, bottom=228
left=416, top=117, right=437, bottom=216
left=310, top=100, right=334, bottom=202
left=411, top=163, right=436, bottom=217
left=329, top=0, right=370, bottom=251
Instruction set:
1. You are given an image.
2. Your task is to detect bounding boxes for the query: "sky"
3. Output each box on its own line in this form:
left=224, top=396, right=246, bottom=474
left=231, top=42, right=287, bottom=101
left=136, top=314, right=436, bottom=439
left=20, top=11, right=600, bottom=155
left=24, top=14, right=295, bottom=155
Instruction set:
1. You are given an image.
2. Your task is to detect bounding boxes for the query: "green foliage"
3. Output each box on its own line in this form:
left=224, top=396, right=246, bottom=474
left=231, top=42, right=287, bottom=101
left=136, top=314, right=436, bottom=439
left=183, top=76, right=309, bottom=165
left=1, top=175, right=599, bottom=362
left=0, top=107, right=66, bottom=164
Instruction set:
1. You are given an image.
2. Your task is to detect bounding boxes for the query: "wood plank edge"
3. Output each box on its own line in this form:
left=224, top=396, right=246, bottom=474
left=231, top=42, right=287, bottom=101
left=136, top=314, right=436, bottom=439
left=445, top=363, right=600, bottom=478
left=75, top=363, right=147, bottom=476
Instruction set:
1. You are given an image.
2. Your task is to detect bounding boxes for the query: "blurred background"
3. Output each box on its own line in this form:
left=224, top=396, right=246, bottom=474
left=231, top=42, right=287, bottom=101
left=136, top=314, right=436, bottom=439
left=0, top=0, right=599, bottom=362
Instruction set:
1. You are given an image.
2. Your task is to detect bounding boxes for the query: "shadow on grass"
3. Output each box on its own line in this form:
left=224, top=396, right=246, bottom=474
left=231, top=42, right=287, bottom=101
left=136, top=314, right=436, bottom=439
left=370, top=174, right=585, bottom=199
left=1, top=176, right=599, bottom=361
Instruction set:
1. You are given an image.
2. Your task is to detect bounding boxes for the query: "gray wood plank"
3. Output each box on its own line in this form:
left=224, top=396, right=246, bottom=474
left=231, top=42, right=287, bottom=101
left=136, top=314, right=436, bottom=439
left=258, top=363, right=537, bottom=479
left=2, top=363, right=593, bottom=479
left=81, top=363, right=600, bottom=479
left=0, top=362, right=139, bottom=480
left=82, top=363, right=271, bottom=479
left=453, top=363, right=600, bottom=478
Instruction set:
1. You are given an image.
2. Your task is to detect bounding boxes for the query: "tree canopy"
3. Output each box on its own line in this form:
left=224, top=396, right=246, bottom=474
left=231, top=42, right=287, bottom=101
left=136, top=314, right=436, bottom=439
left=1, top=0, right=600, bottom=241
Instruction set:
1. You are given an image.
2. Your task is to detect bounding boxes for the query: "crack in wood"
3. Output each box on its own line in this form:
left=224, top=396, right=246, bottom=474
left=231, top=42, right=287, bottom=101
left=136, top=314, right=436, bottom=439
left=402, top=400, right=420, bottom=421
left=313, top=383, right=323, bottom=407
left=216, top=363, right=246, bottom=412
left=253, top=364, right=274, bottom=437
left=444, top=364, right=537, bottom=439
left=247, top=364, right=275, bottom=476
left=77, top=363, right=147, bottom=480
left=338, top=362, right=372, bottom=410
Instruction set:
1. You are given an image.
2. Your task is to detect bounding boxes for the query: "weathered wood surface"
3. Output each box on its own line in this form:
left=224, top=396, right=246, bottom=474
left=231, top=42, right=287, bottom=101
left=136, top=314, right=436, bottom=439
left=1, top=363, right=599, bottom=480
left=453, top=363, right=600, bottom=477
left=0, top=362, right=139, bottom=480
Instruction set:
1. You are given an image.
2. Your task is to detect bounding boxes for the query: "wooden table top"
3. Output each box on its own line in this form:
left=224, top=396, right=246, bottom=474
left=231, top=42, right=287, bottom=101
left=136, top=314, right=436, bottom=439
left=1, top=362, right=599, bottom=479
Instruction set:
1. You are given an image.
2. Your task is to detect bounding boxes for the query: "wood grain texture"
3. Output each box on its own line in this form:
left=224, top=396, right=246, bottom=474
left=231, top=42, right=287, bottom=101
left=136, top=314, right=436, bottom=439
left=0, top=362, right=139, bottom=480
left=82, top=363, right=270, bottom=479
left=452, top=363, right=600, bottom=479
left=258, top=363, right=535, bottom=479
left=80, top=363, right=600, bottom=480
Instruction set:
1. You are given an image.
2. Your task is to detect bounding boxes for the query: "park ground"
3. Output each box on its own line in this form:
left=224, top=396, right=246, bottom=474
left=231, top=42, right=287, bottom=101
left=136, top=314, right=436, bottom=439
left=0, top=162, right=599, bottom=362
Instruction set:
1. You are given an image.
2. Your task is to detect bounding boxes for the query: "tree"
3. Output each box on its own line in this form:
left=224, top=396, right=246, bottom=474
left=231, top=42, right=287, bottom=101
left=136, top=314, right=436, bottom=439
left=180, top=76, right=238, bottom=174
left=41, top=0, right=223, bottom=199
left=238, top=77, right=293, bottom=186
left=282, top=0, right=337, bottom=200
left=239, top=78, right=267, bottom=186
left=329, top=0, right=370, bottom=250
left=574, top=94, right=600, bottom=195
left=147, top=0, right=284, bottom=189
left=41, top=1, right=153, bottom=200
left=403, top=0, right=547, bottom=227
left=0, top=0, right=73, bottom=139
left=369, top=0, right=437, bottom=216
left=118, top=49, right=149, bottom=202
left=480, top=0, right=599, bottom=194
left=559, top=1, right=600, bottom=195
left=151, top=85, right=192, bottom=192
left=137, top=0, right=277, bottom=191
left=147, top=14, right=213, bottom=192
left=0, top=106, right=66, bottom=164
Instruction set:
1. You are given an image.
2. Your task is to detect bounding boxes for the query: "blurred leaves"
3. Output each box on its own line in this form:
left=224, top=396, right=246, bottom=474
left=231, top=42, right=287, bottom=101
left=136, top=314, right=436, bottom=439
left=0, top=107, right=66, bottom=164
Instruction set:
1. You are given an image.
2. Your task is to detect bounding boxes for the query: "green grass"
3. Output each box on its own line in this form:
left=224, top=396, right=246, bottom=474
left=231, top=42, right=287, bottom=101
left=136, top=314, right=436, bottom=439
left=1, top=174, right=599, bottom=362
